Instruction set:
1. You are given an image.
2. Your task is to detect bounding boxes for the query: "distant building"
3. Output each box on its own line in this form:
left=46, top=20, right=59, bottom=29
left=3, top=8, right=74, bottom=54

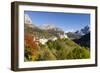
left=32, top=33, right=68, bottom=45
left=58, top=33, right=68, bottom=39
left=64, top=33, right=68, bottom=38
left=38, top=36, right=58, bottom=45
left=48, top=37, right=57, bottom=41
left=52, top=37, right=57, bottom=41
left=32, top=36, right=39, bottom=45
left=39, top=38, right=48, bottom=45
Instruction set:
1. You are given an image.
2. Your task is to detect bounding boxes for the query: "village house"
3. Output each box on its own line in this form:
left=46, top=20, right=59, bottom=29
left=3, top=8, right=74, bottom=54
left=32, top=33, right=68, bottom=45
left=39, top=38, right=48, bottom=45
left=58, top=33, right=68, bottom=39
left=32, top=36, right=39, bottom=45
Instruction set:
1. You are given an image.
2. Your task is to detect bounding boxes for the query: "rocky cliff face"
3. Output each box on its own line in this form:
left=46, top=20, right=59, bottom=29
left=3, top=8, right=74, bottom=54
left=24, top=14, right=32, bottom=24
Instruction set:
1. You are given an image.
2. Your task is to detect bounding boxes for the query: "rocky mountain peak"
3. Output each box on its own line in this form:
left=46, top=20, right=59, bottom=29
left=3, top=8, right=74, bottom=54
left=24, top=14, right=32, bottom=24
left=40, top=24, right=56, bottom=30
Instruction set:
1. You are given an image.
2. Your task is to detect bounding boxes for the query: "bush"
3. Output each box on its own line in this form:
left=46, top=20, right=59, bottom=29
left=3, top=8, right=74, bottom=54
left=24, top=32, right=38, bottom=61
left=36, top=44, right=57, bottom=61
left=66, top=47, right=90, bottom=59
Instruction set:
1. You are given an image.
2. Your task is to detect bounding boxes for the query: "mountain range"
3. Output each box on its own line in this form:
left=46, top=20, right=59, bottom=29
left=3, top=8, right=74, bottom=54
left=66, top=24, right=90, bottom=39
left=24, top=14, right=90, bottom=61
left=24, top=14, right=65, bottom=38
left=74, top=33, right=90, bottom=48
left=24, top=14, right=90, bottom=39
left=75, top=25, right=90, bottom=36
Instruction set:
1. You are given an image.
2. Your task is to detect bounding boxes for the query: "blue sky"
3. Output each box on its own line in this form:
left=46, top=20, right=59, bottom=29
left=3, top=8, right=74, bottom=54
left=24, top=11, right=90, bottom=32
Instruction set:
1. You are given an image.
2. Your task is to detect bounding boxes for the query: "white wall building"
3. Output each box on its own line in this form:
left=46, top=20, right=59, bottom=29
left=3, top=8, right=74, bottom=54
left=64, top=33, right=68, bottom=38
left=52, top=37, right=57, bottom=41
left=39, top=38, right=48, bottom=45
left=59, top=33, right=68, bottom=39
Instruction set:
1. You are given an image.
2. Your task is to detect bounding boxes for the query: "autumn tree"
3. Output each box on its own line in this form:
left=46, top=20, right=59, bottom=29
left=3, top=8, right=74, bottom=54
left=24, top=32, right=38, bottom=61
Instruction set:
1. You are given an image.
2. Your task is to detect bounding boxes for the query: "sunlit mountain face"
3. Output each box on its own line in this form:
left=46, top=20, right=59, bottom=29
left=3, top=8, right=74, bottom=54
left=24, top=13, right=90, bottom=62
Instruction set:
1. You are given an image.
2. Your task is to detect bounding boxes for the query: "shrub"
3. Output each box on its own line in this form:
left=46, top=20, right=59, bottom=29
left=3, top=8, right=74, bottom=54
left=24, top=32, right=38, bottom=61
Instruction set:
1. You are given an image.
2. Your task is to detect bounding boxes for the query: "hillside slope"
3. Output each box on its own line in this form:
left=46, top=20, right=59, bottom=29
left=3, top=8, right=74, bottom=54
left=74, top=33, right=90, bottom=48
left=24, top=32, right=90, bottom=61
left=24, top=16, right=90, bottom=61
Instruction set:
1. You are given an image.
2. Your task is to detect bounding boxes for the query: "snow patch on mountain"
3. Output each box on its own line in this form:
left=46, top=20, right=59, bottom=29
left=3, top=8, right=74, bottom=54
left=75, top=25, right=90, bottom=36
left=24, top=14, right=32, bottom=24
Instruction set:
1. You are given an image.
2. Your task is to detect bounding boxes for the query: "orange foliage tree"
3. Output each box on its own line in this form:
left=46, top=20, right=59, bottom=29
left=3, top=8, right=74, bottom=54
left=24, top=32, right=38, bottom=58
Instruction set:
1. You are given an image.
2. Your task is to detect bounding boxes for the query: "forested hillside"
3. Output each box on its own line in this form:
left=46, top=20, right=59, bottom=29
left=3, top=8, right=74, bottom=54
left=24, top=23, right=90, bottom=61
